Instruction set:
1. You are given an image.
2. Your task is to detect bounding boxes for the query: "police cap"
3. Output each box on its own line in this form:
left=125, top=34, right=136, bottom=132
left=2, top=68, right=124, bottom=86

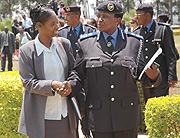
left=64, top=6, right=81, bottom=13
left=97, top=1, right=123, bottom=14
left=136, top=4, right=153, bottom=12
left=158, top=13, right=169, bottom=22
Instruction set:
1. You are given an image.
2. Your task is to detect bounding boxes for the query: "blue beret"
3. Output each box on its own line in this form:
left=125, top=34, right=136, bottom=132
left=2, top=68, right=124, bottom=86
left=136, top=4, right=153, bottom=12
left=97, top=1, right=123, bottom=14
left=64, top=6, right=81, bottom=13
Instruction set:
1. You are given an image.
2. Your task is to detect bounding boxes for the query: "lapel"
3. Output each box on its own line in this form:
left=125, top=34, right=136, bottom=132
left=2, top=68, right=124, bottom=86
left=113, top=29, right=126, bottom=55
left=78, top=23, right=85, bottom=38
left=33, top=42, right=46, bottom=80
left=144, top=20, right=156, bottom=39
left=96, top=32, right=111, bottom=56
left=54, top=38, right=69, bottom=78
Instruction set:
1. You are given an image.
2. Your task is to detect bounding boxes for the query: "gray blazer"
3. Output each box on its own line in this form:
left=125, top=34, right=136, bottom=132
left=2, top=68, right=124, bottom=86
left=18, top=37, right=78, bottom=138
left=0, top=31, right=15, bottom=54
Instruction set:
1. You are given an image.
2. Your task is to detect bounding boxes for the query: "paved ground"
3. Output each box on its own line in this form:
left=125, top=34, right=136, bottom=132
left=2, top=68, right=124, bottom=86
left=78, top=122, right=150, bottom=138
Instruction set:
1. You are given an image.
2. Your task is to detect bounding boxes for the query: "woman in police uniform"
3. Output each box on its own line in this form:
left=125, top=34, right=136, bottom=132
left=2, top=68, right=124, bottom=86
left=66, top=1, right=161, bottom=138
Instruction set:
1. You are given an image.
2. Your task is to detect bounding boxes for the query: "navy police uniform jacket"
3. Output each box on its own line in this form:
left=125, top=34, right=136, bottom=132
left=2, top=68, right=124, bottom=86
left=58, top=23, right=96, bottom=59
left=134, top=20, right=178, bottom=84
left=68, top=29, right=161, bottom=132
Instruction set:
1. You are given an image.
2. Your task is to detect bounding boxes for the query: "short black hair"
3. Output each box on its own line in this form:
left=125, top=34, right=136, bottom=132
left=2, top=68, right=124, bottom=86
left=30, top=4, right=53, bottom=25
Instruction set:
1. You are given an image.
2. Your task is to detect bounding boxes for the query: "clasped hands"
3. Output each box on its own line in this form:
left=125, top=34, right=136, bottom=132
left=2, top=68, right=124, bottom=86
left=51, top=80, right=72, bottom=97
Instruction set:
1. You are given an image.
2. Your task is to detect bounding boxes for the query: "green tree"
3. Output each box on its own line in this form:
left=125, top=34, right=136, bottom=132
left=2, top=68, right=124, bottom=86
left=0, top=0, right=19, bottom=18
left=62, top=0, right=76, bottom=6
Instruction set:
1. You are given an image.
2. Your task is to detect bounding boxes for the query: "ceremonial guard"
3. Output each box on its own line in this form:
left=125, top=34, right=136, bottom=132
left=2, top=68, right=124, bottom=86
left=134, top=4, right=178, bottom=103
left=67, top=1, right=161, bottom=138
left=58, top=6, right=96, bottom=59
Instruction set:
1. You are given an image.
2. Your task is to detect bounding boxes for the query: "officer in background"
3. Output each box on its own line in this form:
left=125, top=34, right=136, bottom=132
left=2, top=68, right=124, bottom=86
left=58, top=5, right=96, bottom=138
left=158, top=13, right=171, bottom=24
left=66, top=1, right=161, bottom=138
left=134, top=4, right=178, bottom=103
left=58, top=6, right=96, bottom=59
left=158, top=13, right=179, bottom=60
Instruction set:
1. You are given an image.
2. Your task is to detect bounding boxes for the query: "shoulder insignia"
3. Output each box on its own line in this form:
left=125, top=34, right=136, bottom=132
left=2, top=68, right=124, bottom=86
left=158, top=22, right=170, bottom=26
left=127, top=31, right=144, bottom=40
left=120, top=29, right=126, bottom=40
left=80, top=32, right=97, bottom=40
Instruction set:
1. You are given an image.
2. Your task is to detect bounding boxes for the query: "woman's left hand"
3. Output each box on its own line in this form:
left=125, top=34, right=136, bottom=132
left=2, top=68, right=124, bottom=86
left=57, top=81, right=72, bottom=97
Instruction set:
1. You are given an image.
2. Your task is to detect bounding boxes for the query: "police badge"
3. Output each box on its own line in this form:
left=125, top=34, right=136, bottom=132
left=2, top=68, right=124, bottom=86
left=66, top=7, right=70, bottom=12
left=107, top=3, right=115, bottom=12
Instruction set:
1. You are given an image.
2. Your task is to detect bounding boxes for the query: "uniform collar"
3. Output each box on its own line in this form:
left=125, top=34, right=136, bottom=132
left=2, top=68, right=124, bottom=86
left=35, top=34, right=56, bottom=56
left=146, top=19, right=153, bottom=32
left=102, top=28, right=118, bottom=41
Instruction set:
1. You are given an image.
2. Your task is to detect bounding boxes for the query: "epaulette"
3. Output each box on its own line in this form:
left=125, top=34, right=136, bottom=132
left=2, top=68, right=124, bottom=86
left=84, top=24, right=96, bottom=30
left=58, top=25, right=70, bottom=31
left=127, top=31, right=144, bottom=40
left=80, top=32, right=97, bottom=40
left=158, top=22, right=170, bottom=26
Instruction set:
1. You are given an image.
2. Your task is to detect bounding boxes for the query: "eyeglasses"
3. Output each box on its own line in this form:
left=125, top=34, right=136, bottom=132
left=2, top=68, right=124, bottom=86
left=135, top=13, right=146, bottom=17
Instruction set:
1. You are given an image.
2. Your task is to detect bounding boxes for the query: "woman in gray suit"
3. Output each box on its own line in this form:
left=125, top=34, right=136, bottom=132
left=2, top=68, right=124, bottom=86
left=18, top=5, right=79, bottom=138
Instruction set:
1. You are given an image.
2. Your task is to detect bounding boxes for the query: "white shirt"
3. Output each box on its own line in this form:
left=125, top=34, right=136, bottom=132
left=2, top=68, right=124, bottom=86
left=22, top=18, right=33, bottom=29
left=35, top=35, right=68, bottom=120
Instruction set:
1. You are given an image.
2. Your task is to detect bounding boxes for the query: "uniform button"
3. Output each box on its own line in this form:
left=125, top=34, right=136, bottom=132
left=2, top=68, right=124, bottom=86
left=89, top=104, right=93, bottom=108
left=145, top=48, right=148, bottom=51
left=151, top=85, right=154, bottom=88
left=92, top=65, right=95, bottom=68
left=111, top=71, right=114, bottom=76
left=111, top=85, right=114, bottom=89
left=111, top=59, right=114, bottom=63
left=146, top=40, right=148, bottom=43
left=131, top=102, right=134, bottom=106
left=111, top=97, right=115, bottom=102
left=76, top=50, right=78, bottom=53
left=145, top=56, right=148, bottom=59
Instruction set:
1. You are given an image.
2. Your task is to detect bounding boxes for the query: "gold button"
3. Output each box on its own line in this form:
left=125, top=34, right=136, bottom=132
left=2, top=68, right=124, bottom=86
left=145, top=48, right=148, bottom=51
left=131, top=102, right=134, bottom=106
left=111, top=59, right=114, bottom=63
left=151, top=85, right=154, bottom=88
left=146, top=40, right=148, bottom=43
left=111, top=97, right=115, bottom=102
left=92, top=65, right=95, bottom=68
left=145, top=56, right=148, bottom=59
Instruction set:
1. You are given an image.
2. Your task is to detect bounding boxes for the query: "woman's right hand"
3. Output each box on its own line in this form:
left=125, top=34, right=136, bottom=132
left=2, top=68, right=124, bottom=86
left=57, top=81, right=72, bottom=97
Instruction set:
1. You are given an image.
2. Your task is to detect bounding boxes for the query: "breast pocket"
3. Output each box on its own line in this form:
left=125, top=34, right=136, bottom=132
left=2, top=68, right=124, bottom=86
left=86, top=60, right=102, bottom=83
left=120, top=58, right=137, bottom=83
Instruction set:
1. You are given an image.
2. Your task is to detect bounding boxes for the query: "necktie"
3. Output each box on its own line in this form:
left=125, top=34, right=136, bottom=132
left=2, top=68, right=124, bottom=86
left=107, top=36, right=113, bottom=54
left=73, top=28, right=78, bottom=40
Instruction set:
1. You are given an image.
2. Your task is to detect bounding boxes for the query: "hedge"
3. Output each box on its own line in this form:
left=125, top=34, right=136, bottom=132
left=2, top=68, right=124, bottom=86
left=0, top=71, right=147, bottom=137
left=0, top=71, right=27, bottom=138
left=145, top=95, right=180, bottom=138
left=173, top=30, right=180, bottom=36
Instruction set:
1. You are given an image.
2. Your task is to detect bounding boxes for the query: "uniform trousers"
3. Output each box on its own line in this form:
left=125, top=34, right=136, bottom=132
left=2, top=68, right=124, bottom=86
left=92, top=128, right=138, bottom=138
left=29, top=116, right=76, bottom=138
left=1, top=46, right=13, bottom=71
